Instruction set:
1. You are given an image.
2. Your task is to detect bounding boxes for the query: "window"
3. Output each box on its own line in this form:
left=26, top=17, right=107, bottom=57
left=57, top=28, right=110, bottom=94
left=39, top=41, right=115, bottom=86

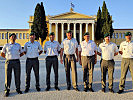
left=23, top=33, right=26, bottom=39
left=2, top=33, right=4, bottom=39
left=19, top=33, right=22, bottom=39
left=119, top=33, right=121, bottom=39
left=5, top=33, right=8, bottom=39
left=27, top=33, right=29, bottom=39
left=112, top=33, right=115, bottom=38
left=16, top=33, right=18, bottom=39
left=116, top=33, right=118, bottom=38
left=122, top=33, right=125, bottom=39
left=0, top=33, right=1, bottom=39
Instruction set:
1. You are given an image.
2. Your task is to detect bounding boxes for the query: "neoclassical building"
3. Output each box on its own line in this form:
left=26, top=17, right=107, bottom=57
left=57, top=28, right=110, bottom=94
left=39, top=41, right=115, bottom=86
left=28, top=8, right=97, bottom=44
left=0, top=8, right=133, bottom=48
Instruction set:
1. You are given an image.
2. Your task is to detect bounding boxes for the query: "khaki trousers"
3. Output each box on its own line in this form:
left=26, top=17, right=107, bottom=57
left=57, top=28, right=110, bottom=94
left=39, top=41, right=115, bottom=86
left=101, top=59, right=115, bottom=89
left=119, top=58, right=133, bottom=90
left=81, top=55, right=95, bottom=88
left=64, top=54, right=78, bottom=88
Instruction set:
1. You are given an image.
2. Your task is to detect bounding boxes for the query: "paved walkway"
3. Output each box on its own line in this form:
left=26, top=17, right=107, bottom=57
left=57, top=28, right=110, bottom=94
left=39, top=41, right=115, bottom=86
left=0, top=54, right=133, bottom=100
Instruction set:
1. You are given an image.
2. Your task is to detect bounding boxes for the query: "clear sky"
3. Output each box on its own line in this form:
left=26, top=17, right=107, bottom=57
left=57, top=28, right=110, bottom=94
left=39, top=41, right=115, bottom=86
left=0, top=0, right=133, bottom=29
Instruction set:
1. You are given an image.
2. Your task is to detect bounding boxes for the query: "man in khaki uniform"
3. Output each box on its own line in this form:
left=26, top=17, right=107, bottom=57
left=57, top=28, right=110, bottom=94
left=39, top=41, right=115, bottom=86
left=98, top=33, right=118, bottom=93
left=24, top=32, right=43, bottom=93
left=1, top=33, right=23, bottom=97
left=44, top=32, right=60, bottom=91
left=117, top=32, right=133, bottom=94
left=60, top=30, right=79, bottom=91
left=79, top=32, right=97, bottom=92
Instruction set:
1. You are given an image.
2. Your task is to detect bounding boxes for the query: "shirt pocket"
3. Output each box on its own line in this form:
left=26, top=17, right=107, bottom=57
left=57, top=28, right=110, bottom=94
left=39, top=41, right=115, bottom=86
left=33, top=45, right=38, bottom=51
left=53, top=44, right=58, bottom=50
left=71, top=42, right=76, bottom=49
left=122, top=45, right=127, bottom=52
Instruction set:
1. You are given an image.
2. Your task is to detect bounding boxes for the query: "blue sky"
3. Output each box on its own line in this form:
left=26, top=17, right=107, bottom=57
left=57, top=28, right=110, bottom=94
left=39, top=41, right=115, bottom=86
left=0, top=0, right=133, bottom=29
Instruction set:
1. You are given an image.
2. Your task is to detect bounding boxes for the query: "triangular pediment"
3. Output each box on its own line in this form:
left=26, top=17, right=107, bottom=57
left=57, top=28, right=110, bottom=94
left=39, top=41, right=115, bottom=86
left=49, top=11, right=96, bottom=20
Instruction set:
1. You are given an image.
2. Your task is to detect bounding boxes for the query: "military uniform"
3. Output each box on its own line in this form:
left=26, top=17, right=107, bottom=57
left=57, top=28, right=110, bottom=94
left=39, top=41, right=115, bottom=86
left=44, top=39, right=60, bottom=89
left=79, top=33, right=97, bottom=90
left=61, top=37, right=78, bottom=89
left=118, top=32, right=133, bottom=92
left=2, top=41, right=22, bottom=93
left=24, top=40, right=43, bottom=90
left=98, top=41, right=118, bottom=90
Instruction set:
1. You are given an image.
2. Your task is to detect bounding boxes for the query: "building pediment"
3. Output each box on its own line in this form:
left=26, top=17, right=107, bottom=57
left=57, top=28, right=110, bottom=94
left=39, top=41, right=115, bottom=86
left=49, top=11, right=96, bottom=20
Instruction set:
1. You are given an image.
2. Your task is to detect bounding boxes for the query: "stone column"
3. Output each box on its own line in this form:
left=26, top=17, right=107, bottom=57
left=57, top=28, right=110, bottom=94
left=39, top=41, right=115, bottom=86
left=61, top=23, right=64, bottom=41
left=80, top=23, right=82, bottom=43
left=55, top=23, right=58, bottom=41
left=92, top=23, right=94, bottom=41
left=74, top=23, right=76, bottom=38
left=67, top=23, right=70, bottom=31
left=49, top=23, right=52, bottom=34
left=86, top=23, right=88, bottom=32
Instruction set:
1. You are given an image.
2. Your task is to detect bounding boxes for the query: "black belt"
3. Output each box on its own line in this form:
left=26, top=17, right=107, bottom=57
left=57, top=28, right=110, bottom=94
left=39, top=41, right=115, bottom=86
left=64, top=54, right=75, bottom=56
left=8, top=59, right=19, bottom=61
left=27, top=57, right=38, bottom=60
left=103, top=59, right=114, bottom=61
left=86, top=55, right=95, bottom=58
left=47, top=55, right=57, bottom=58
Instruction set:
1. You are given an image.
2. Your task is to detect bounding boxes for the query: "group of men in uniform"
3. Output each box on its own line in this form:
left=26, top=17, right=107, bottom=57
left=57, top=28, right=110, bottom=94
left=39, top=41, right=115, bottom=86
left=0, top=30, right=133, bottom=97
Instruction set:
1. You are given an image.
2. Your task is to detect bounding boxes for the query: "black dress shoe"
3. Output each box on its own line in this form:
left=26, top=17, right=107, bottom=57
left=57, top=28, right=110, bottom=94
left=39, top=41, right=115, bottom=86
left=67, top=87, right=71, bottom=90
left=84, top=88, right=88, bottom=92
left=25, top=88, right=29, bottom=93
left=73, top=88, right=80, bottom=91
left=55, top=87, right=60, bottom=91
left=109, top=89, right=114, bottom=93
left=102, top=88, right=105, bottom=92
left=45, top=87, right=51, bottom=91
left=88, top=88, right=94, bottom=92
left=17, top=90, right=23, bottom=94
left=117, top=90, right=124, bottom=94
left=36, top=87, right=41, bottom=91
left=4, top=91, right=9, bottom=97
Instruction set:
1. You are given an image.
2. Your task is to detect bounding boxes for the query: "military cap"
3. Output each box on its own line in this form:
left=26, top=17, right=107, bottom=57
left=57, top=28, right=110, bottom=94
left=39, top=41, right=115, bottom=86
left=104, top=33, right=110, bottom=38
left=66, top=30, right=72, bottom=33
left=30, top=32, right=35, bottom=36
left=49, top=32, right=55, bottom=36
left=9, top=33, right=16, bottom=37
left=84, top=32, right=90, bottom=36
left=124, top=32, right=132, bottom=36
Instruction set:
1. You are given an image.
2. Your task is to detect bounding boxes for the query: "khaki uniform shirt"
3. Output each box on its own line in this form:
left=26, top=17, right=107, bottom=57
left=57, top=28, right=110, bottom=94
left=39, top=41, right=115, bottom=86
left=98, top=42, right=118, bottom=60
left=78, top=40, right=97, bottom=56
left=61, top=38, right=78, bottom=54
left=119, top=41, right=133, bottom=58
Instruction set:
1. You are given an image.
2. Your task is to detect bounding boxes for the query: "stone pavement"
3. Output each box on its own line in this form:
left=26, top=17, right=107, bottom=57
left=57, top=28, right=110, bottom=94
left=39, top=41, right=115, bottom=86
left=0, top=54, right=133, bottom=100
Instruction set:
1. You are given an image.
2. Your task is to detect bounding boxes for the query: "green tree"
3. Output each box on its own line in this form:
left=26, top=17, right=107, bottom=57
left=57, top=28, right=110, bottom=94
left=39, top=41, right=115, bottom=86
left=95, top=7, right=102, bottom=40
left=31, top=2, right=48, bottom=44
left=101, top=1, right=114, bottom=38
